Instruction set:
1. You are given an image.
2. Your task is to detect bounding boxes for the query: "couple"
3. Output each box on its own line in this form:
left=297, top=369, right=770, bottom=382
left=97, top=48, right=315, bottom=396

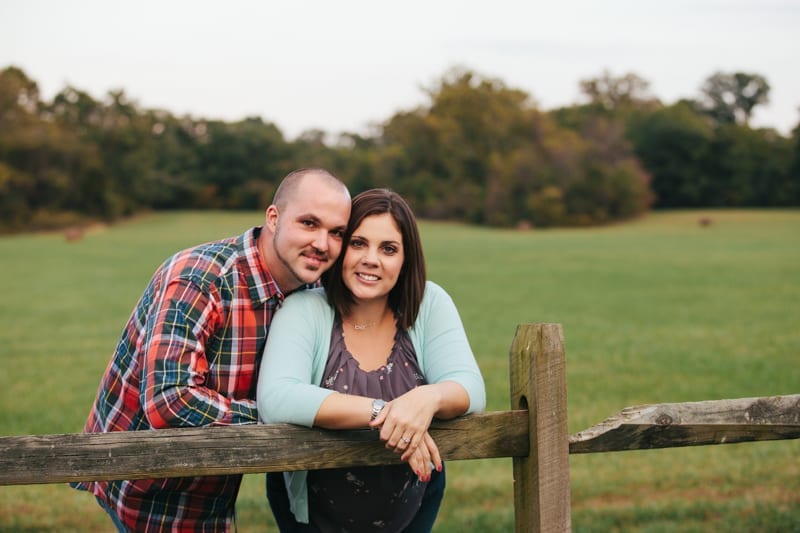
left=72, top=168, right=486, bottom=532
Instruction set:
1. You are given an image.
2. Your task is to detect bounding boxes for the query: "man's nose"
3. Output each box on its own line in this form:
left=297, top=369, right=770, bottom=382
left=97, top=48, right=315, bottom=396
left=311, top=230, right=329, bottom=252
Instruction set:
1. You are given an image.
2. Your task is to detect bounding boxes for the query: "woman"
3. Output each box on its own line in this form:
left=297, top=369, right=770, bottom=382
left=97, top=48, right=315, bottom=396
left=257, top=189, right=486, bottom=532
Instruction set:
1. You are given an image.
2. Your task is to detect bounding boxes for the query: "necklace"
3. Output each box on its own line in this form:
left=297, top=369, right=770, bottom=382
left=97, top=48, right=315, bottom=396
left=346, top=308, right=389, bottom=331
left=349, top=318, right=380, bottom=330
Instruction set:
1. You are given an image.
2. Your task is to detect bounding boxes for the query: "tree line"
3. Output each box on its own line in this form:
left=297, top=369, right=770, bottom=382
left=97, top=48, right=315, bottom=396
left=1, top=65, right=797, bottom=233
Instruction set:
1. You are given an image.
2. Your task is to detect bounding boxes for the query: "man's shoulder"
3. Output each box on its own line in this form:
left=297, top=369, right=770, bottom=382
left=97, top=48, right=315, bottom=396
left=161, top=229, right=253, bottom=288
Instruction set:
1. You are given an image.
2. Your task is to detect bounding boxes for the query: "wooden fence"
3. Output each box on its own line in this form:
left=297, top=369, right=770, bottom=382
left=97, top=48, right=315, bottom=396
left=2, top=323, right=798, bottom=531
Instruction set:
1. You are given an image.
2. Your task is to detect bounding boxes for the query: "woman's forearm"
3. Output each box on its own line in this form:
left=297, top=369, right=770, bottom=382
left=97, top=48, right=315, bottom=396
left=313, top=381, right=469, bottom=430
left=313, top=393, right=375, bottom=429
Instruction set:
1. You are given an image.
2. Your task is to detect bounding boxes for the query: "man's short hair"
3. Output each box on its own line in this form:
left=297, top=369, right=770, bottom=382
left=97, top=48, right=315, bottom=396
left=272, top=168, right=346, bottom=210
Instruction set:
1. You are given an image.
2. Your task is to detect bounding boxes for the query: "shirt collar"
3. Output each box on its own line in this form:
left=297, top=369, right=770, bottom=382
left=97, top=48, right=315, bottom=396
left=238, top=226, right=284, bottom=308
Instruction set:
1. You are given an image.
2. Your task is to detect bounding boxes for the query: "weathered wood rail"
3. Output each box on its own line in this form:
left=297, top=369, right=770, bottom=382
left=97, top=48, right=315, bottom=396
left=2, top=323, right=798, bottom=532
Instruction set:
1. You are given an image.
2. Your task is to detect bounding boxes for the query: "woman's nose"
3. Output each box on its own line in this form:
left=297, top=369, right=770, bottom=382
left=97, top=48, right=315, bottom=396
left=361, top=246, right=379, bottom=264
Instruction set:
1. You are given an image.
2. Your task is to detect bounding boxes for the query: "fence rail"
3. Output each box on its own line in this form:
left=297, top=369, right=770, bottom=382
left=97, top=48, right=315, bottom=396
left=569, top=394, right=800, bottom=453
left=2, top=323, right=798, bottom=532
left=0, top=411, right=529, bottom=485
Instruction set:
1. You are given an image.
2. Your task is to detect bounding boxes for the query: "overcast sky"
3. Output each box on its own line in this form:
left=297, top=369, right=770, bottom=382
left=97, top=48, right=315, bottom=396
left=2, top=0, right=798, bottom=140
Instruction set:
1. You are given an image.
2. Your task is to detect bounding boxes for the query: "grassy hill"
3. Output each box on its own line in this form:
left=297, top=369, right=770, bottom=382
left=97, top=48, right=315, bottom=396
left=1, top=210, right=798, bottom=531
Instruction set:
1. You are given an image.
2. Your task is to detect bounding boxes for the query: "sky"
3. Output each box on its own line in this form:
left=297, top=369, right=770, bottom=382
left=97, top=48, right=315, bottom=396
left=2, top=0, right=799, bottom=140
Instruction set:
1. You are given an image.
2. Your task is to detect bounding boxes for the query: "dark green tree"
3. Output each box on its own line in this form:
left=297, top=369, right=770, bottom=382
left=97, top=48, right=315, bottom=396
left=704, top=123, right=794, bottom=206
left=788, top=117, right=800, bottom=204
left=193, top=117, right=289, bottom=209
left=627, top=101, right=715, bottom=207
left=700, top=71, right=770, bottom=126
left=0, top=67, right=43, bottom=228
left=579, top=70, right=657, bottom=112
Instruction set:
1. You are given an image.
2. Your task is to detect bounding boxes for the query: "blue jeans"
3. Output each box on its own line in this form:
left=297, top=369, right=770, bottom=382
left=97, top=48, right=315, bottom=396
left=267, top=465, right=446, bottom=532
left=96, top=496, right=129, bottom=533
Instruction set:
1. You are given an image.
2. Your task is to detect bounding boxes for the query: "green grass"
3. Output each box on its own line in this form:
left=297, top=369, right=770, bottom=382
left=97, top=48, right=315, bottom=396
left=1, top=209, right=799, bottom=532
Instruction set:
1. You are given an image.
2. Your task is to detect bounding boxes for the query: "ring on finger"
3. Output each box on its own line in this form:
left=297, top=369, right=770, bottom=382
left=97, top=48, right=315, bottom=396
left=401, top=436, right=411, bottom=444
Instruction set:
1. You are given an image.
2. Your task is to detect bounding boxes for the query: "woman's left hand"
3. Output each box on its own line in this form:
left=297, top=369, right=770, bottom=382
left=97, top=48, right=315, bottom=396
left=406, top=431, right=442, bottom=481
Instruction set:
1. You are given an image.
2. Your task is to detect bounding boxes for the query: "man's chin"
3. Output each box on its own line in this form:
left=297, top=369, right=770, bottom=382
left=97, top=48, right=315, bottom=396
left=297, top=266, right=328, bottom=285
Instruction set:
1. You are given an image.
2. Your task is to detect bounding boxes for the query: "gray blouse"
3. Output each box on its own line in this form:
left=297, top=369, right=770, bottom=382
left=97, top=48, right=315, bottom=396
left=307, top=315, right=428, bottom=532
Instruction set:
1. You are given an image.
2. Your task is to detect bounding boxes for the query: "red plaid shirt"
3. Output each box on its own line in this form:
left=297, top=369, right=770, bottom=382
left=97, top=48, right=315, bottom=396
left=72, top=227, right=286, bottom=532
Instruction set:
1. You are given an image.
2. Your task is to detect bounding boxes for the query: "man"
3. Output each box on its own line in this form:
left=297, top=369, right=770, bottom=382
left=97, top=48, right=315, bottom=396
left=71, top=168, right=351, bottom=532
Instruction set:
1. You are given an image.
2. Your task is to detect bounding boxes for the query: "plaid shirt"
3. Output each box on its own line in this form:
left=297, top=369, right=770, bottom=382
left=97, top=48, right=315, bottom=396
left=72, top=227, right=285, bottom=532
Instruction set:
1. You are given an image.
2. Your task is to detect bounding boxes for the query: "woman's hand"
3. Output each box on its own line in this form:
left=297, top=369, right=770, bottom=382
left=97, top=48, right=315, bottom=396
left=370, top=385, right=441, bottom=455
left=405, top=431, right=442, bottom=482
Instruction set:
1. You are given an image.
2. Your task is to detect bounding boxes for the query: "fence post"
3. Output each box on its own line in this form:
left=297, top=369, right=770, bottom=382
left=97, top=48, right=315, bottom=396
left=509, top=323, right=571, bottom=532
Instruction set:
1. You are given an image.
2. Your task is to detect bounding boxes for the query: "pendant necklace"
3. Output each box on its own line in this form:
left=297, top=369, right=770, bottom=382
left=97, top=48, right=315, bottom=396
left=348, top=308, right=387, bottom=330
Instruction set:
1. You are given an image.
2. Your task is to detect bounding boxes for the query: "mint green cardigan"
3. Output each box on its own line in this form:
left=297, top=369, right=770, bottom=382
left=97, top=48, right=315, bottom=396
left=256, top=281, right=486, bottom=523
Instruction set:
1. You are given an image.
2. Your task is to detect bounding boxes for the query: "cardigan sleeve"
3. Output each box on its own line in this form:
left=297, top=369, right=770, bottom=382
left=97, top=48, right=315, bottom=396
left=412, top=281, right=487, bottom=414
left=256, top=288, right=336, bottom=427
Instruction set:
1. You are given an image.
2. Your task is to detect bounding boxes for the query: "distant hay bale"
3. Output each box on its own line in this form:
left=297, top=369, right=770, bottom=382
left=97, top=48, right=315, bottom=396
left=64, top=227, right=84, bottom=242
left=698, top=217, right=713, bottom=227
left=516, top=220, right=534, bottom=231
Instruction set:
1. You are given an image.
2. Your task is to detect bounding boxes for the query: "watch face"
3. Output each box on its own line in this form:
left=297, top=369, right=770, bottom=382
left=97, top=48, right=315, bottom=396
left=371, top=399, right=386, bottom=420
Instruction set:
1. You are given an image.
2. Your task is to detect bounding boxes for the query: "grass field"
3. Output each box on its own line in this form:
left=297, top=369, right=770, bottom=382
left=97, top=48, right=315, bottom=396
left=1, top=209, right=798, bottom=531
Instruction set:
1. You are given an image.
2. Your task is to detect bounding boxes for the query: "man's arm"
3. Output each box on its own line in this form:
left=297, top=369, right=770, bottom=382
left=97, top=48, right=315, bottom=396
left=141, top=278, right=258, bottom=428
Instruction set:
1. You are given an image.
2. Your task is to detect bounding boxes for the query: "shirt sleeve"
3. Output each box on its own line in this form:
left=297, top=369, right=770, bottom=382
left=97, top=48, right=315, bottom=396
left=415, top=282, right=487, bottom=414
left=140, top=278, right=259, bottom=428
left=256, top=290, right=335, bottom=426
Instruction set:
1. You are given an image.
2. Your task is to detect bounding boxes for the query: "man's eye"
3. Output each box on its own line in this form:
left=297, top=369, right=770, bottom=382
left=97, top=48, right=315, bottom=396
left=330, top=230, right=344, bottom=239
left=301, top=220, right=316, bottom=227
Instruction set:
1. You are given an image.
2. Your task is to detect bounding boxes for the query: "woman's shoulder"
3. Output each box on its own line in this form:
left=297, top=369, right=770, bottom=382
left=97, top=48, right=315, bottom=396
left=423, top=280, right=445, bottom=294
left=421, top=280, right=452, bottom=306
left=286, top=285, right=327, bottom=302
left=414, top=281, right=458, bottom=327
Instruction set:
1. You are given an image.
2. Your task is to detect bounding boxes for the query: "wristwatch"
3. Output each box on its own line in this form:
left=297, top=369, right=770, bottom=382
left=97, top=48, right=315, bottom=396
left=370, top=399, right=386, bottom=422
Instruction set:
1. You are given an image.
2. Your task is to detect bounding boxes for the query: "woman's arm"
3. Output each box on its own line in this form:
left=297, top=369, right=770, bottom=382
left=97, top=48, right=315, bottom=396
left=412, top=282, right=487, bottom=413
left=258, top=289, right=395, bottom=431
left=313, top=393, right=375, bottom=428
left=373, top=282, right=486, bottom=456
left=256, top=290, right=335, bottom=427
